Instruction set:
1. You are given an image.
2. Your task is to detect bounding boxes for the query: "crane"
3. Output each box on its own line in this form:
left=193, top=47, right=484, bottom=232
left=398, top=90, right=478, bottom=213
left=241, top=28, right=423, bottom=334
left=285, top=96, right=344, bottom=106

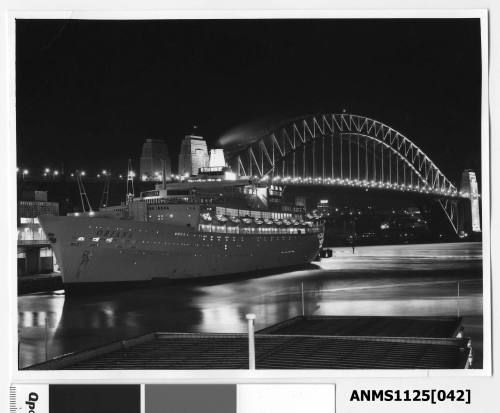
left=99, top=170, right=111, bottom=209
left=75, top=170, right=93, bottom=212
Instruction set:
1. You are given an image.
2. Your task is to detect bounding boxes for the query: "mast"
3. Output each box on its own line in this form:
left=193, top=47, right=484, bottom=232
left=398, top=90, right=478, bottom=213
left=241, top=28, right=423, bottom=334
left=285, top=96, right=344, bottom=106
left=126, top=159, right=135, bottom=204
left=162, top=159, right=166, bottom=189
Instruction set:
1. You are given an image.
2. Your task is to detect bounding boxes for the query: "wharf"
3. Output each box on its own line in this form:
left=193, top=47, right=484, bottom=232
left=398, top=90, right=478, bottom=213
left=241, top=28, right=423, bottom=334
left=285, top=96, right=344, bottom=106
left=18, top=273, right=63, bottom=295
left=25, top=315, right=471, bottom=370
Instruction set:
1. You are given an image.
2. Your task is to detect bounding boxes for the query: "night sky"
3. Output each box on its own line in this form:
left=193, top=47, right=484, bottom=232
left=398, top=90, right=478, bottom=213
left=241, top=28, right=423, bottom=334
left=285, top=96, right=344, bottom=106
left=16, top=18, right=482, bottom=183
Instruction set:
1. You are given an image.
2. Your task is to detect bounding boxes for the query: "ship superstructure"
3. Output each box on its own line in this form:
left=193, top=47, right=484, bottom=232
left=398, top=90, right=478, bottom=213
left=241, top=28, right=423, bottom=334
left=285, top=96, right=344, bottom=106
left=39, top=166, right=324, bottom=288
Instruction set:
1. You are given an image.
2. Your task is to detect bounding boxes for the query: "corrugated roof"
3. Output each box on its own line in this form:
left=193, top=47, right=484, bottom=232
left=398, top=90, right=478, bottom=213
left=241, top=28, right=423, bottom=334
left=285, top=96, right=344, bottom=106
left=27, top=333, right=469, bottom=370
left=256, top=316, right=462, bottom=338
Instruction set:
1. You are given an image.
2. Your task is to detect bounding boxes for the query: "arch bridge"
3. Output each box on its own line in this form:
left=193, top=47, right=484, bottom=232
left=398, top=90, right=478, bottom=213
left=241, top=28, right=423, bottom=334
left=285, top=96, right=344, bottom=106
left=225, top=113, right=481, bottom=236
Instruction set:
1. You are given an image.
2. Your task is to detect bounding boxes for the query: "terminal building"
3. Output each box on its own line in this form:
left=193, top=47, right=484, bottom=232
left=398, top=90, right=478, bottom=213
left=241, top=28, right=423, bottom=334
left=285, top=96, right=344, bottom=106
left=17, top=190, right=59, bottom=276
left=140, top=138, right=172, bottom=181
left=178, top=134, right=209, bottom=176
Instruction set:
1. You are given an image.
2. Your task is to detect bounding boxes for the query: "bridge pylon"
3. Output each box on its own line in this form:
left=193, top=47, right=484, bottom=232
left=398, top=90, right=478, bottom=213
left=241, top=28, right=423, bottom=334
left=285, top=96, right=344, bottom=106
left=458, top=170, right=481, bottom=236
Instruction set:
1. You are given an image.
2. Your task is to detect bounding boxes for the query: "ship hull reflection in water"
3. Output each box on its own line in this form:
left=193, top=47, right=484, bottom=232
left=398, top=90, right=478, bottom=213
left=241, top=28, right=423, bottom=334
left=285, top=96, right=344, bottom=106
left=18, top=242, right=483, bottom=369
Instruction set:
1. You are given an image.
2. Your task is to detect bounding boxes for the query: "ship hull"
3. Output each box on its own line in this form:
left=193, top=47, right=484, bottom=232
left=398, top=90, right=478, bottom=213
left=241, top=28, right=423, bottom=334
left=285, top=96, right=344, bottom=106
left=39, top=215, right=323, bottom=286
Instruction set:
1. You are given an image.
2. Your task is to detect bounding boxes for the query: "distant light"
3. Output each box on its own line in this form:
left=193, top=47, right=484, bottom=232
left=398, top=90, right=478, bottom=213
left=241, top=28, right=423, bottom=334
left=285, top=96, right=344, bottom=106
left=102, top=169, right=107, bottom=175
left=16, top=167, right=19, bottom=173
left=54, top=170, right=59, bottom=176
left=97, top=174, right=101, bottom=178
left=44, top=167, right=50, bottom=173
left=70, top=173, right=74, bottom=177
left=119, top=174, right=123, bottom=179
left=23, top=169, right=29, bottom=175
left=80, top=171, right=86, bottom=176
left=319, top=200, right=328, bottom=204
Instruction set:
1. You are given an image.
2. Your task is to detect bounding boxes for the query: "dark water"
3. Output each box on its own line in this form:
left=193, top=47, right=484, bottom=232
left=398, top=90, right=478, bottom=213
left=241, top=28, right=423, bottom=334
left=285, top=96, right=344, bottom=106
left=18, top=242, right=484, bottom=369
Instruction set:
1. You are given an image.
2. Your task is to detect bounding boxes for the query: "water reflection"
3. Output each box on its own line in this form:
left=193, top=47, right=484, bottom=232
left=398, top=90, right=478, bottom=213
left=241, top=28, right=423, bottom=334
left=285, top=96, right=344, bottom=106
left=18, top=242, right=483, bottom=368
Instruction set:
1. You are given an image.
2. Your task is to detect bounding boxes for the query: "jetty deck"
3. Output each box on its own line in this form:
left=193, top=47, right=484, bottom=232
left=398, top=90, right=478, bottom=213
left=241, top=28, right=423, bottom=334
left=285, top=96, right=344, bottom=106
left=26, top=316, right=470, bottom=370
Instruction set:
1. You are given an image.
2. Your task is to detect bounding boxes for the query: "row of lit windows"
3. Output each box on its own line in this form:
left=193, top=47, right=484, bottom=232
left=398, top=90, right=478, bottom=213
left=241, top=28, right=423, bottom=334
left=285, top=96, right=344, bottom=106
left=198, top=224, right=320, bottom=235
left=20, top=217, right=40, bottom=224
left=214, top=207, right=295, bottom=220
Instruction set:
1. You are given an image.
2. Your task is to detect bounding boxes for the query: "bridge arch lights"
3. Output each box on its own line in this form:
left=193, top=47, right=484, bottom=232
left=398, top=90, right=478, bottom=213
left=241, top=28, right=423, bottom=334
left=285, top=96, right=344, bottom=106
left=225, top=113, right=470, bottom=235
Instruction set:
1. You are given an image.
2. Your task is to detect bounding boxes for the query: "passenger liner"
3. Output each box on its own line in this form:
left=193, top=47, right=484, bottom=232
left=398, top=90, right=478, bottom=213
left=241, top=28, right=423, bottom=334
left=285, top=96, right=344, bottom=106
left=39, top=167, right=324, bottom=290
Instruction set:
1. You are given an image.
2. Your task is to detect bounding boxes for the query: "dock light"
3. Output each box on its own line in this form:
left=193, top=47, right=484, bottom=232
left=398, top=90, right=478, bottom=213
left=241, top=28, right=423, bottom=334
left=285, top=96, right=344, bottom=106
left=246, top=313, right=256, bottom=370
left=23, top=169, right=29, bottom=175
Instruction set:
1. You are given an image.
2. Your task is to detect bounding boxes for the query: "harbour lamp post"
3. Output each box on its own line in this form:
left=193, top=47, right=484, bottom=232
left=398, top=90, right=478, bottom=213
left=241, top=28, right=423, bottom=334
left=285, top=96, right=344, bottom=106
left=246, top=313, right=256, bottom=370
left=22, top=169, right=29, bottom=181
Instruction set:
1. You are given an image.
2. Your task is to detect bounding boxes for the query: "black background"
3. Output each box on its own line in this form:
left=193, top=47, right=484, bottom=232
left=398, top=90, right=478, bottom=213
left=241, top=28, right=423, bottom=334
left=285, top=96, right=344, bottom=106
left=16, top=18, right=482, bottom=183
